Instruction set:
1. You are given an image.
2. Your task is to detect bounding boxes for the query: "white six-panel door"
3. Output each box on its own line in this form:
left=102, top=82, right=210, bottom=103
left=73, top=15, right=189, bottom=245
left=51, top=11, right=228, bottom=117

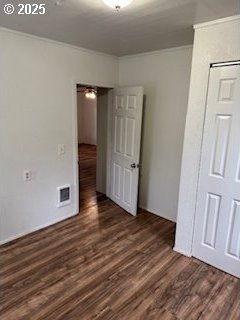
left=110, top=87, right=143, bottom=216
left=193, top=64, right=240, bottom=277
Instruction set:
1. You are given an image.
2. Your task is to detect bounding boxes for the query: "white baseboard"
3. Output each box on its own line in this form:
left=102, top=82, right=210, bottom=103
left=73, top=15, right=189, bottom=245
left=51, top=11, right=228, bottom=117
left=139, top=204, right=176, bottom=223
left=173, top=246, right=192, bottom=257
left=0, top=212, right=78, bottom=246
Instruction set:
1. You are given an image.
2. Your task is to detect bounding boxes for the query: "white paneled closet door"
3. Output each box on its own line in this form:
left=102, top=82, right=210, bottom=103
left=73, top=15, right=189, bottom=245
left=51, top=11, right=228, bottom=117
left=110, top=87, right=143, bottom=216
left=192, top=64, right=240, bottom=278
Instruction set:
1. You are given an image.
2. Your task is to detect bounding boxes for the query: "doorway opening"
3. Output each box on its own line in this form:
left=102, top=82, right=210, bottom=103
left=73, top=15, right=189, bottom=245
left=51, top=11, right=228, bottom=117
left=75, top=84, right=144, bottom=216
left=76, top=84, right=112, bottom=213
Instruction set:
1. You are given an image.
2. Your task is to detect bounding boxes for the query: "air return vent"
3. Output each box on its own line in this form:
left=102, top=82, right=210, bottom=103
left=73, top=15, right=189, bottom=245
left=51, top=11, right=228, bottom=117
left=57, top=185, right=71, bottom=207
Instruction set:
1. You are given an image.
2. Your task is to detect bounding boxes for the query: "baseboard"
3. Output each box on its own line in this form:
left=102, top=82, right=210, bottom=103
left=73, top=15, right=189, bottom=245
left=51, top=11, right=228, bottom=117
left=173, top=246, right=192, bottom=257
left=139, top=205, right=176, bottom=223
left=0, top=212, right=78, bottom=246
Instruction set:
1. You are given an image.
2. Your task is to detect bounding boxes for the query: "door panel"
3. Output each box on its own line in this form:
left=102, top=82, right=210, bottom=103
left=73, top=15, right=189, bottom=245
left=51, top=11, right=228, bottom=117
left=210, top=115, right=231, bottom=177
left=114, top=116, right=123, bottom=153
left=113, top=163, right=121, bottom=199
left=227, top=200, right=240, bottom=258
left=123, top=167, right=132, bottom=205
left=237, top=155, right=240, bottom=181
left=202, top=193, right=221, bottom=248
left=193, top=65, right=240, bottom=278
left=110, top=87, right=143, bottom=215
left=125, top=117, right=135, bottom=157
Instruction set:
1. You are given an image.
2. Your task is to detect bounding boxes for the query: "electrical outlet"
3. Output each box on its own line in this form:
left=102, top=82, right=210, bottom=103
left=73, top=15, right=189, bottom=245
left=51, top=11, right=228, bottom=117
left=58, top=144, right=65, bottom=155
left=23, top=170, right=32, bottom=181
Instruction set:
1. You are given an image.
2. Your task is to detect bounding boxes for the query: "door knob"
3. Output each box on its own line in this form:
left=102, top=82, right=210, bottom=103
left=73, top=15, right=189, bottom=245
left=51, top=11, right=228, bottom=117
left=130, top=163, right=140, bottom=169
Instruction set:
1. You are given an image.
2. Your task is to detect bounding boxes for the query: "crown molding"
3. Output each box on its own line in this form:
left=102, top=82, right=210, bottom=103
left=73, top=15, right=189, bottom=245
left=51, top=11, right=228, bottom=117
left=0, top=26, right=118, bottom=59
left=194, top=15, right=240, bottom=30
left=118, top=45, right=193, bottom=60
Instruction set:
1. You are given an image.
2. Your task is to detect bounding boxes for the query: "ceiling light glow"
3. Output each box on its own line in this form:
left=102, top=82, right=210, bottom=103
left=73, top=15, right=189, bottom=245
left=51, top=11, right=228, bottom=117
left=103, top=0, right=133, bottom=10
left=85, top=89, right=97, bottom=99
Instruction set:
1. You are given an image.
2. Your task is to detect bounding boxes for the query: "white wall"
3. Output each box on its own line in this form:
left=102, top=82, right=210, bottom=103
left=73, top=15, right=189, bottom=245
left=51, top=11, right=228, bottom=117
left=77, top=92, right=97, bottom=145
left=0, top=28, right=117, bottom=244
left=175, top=16, right=240, bottom=256
left=119, top=46, right=193, bottom=222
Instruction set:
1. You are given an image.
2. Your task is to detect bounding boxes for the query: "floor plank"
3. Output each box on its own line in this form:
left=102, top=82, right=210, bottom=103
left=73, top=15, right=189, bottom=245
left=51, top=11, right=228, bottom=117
left=0, top=143, right=239, bottom=320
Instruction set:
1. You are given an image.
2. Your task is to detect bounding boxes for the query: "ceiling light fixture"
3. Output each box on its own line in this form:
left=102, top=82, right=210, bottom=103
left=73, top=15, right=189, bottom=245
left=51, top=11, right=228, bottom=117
left=103, top=0, right=133, bottom=11
left=85, top=88, right=97, bottom=99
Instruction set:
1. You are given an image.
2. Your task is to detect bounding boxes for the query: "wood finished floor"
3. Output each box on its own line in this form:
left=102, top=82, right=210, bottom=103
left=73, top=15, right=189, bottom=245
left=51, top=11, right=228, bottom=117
left=0, top=143, right=239, bottom=320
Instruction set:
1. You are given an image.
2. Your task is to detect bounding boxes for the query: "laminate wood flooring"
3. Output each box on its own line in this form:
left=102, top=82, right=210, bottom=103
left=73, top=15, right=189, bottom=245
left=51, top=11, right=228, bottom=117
left=0, top=144, right=239, bottom=320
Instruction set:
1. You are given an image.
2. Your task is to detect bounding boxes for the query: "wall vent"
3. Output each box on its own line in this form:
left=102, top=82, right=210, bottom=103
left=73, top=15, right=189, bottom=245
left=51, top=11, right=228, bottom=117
left=57, top=185, right=71, bottom=207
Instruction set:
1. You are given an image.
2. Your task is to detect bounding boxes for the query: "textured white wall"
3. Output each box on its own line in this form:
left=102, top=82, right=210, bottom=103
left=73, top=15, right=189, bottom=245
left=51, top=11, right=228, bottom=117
left=0, top=28, right=117, bottom=244
left=77, top=92, right=97, bottom=145
left=175, top=16, right=240, bottom=256
left=119, top=46, right=193, bottom=222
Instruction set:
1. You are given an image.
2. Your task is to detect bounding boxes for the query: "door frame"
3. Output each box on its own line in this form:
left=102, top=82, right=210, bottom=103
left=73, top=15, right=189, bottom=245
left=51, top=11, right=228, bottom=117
left=73, top=79, right=114, bottom=214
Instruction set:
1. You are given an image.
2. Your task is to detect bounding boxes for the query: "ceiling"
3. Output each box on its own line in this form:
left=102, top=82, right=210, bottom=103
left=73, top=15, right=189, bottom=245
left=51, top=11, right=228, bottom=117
left=0, top=0, right=239, bottom=56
